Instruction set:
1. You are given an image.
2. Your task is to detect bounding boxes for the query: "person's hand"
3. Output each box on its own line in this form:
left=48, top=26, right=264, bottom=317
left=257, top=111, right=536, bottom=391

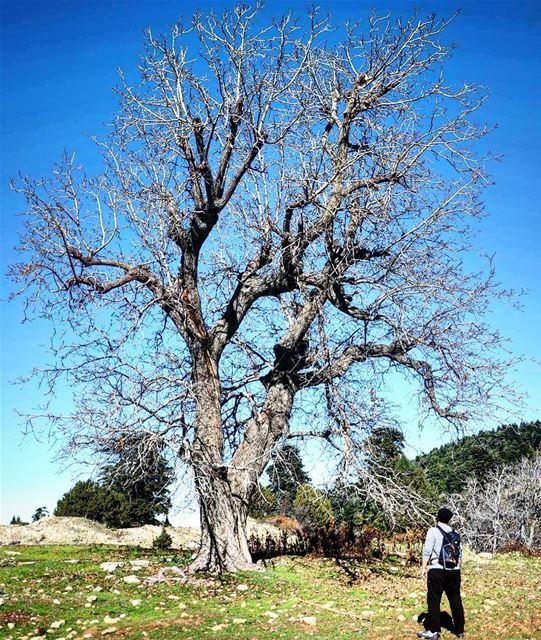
left=420, top=566, right=427, bottom=578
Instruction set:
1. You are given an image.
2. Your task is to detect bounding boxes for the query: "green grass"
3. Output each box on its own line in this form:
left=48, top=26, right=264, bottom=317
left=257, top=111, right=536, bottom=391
left=0, top=545, right=540, bottom=639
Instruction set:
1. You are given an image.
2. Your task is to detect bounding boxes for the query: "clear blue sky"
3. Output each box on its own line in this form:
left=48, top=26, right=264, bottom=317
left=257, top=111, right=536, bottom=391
left=1, top=0, right=540, bottom=525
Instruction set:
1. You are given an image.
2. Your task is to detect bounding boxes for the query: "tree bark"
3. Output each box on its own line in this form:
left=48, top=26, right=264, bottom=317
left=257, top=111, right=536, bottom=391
left=189, top=470, right=255, bottom=572
left=188, top=362, right=295, bottom=572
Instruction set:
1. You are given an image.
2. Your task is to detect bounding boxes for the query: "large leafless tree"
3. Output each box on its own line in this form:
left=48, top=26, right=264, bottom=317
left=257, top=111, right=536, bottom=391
left=11, top=6, right=514, bottom=571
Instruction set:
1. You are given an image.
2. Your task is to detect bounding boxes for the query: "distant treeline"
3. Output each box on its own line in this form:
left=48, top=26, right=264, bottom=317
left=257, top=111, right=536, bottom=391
left=417, top=420, right=541, bottom=494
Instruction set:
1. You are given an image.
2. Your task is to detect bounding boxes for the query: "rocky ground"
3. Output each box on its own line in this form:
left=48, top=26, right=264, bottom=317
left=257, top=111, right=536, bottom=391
left=0, top=544, right=540, bottom=639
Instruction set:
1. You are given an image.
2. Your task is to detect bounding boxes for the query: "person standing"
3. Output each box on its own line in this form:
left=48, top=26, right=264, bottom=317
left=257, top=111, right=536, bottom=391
left=418, top=507, right=465, bottom=639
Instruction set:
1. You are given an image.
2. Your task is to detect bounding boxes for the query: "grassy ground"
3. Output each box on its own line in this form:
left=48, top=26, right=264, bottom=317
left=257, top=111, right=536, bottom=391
left=0, top=545, right=540, bottom=639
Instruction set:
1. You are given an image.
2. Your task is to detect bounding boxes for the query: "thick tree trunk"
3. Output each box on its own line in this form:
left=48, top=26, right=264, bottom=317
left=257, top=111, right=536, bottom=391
left=188, top=361, right=295, bottom=572
left=189, top=471, right=255, bottom=572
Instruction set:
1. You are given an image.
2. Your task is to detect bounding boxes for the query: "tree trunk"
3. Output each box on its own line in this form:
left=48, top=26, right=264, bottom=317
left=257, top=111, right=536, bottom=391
left=189, top=470, right=255, bottom=572
left=188, top=364, right=295, bottom=572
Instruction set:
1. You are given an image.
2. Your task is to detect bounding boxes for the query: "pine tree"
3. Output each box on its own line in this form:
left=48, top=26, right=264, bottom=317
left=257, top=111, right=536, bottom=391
left=267, top=445, right=310, bottom=515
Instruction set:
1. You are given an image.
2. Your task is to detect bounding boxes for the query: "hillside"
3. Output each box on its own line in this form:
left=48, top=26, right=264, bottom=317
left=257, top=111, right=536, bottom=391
left=417, top=420, right=541, bottom=493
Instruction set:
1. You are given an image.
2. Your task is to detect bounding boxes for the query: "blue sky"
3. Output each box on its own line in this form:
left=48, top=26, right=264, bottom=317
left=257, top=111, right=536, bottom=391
left=1, top=0, right=540, bottom=525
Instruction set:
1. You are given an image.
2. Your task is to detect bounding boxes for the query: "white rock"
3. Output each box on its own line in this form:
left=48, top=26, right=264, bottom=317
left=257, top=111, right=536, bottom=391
left=264, top=611, right=278, bottom=619
left=130, top=599, right=142, bottom=606
left=123, top=575, right=141, bottom=585
left=49, top=620, right=65, bottom=629
left=103, top=616, right=120, bottom=624
left=233, top=618, right=247, bottom=624
left=101, top=628, right=117, bottom=636
left=100, top=562, right=123, bottom=572
left=302, top=616, right=317, bottom=625
left=130, top=559, right=150, bottom=567
left=236, top=584, right=249, bottom=591
left=86, top=596, right=97, bottom=603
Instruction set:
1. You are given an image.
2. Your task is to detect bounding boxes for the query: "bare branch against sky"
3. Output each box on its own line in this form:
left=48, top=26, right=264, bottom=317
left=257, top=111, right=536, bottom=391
left=5, top=3, right=534, bottom=569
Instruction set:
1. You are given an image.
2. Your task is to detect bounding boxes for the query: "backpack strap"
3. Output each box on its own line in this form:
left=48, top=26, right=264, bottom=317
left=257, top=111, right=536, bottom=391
left=436, top=526, right=450, bottom=569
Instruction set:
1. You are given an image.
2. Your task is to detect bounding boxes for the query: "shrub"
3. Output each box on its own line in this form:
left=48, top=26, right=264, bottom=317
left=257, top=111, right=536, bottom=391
left=153, top=527, right=173, bottom=549
left=304, top=523, right=378, bottom=561
left=293, top=484, right=334, bottom=527
left=265, top=514, right=302, bottom=532
left=248, top=485, right=277, bottom=519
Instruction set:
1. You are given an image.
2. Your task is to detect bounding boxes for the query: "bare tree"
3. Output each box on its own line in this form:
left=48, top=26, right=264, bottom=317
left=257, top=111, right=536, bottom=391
left=11, top=5, right=515, bottom=571
left=448, top=454, right=541, bottom=553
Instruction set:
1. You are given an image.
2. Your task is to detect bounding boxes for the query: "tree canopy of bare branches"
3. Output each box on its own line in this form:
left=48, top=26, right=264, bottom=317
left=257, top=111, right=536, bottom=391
left=447, top=454, right=541, bottom=553
left=11, top=5, right=515, bottom=571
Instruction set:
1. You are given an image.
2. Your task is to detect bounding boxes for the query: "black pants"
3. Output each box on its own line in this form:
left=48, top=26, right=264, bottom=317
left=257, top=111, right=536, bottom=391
left=427, top=569, right=465, bottom=634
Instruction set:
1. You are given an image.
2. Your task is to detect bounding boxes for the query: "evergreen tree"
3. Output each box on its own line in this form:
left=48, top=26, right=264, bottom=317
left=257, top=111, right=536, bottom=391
left=267, top=444, right=310, bottom=515
left=54, top=479, right=131, bottom=528
left=332, top=426, right=438, bottom=531
left=99, top=437, right=174, bottom=527
left=418, top=421, right=541, bottom=493
left=32, top=506, right=49, bottom=522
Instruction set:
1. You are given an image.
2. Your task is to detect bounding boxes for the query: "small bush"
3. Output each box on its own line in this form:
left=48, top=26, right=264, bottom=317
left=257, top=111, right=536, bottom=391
left=153, top=527, right=173, bottom=549
left=304, top=523, right=378, bottom=561
left=293, top=484, right=334, bottom=527
left=248, top=485, right=277, bottom=519
left=265, top=514, right=302, bottom=532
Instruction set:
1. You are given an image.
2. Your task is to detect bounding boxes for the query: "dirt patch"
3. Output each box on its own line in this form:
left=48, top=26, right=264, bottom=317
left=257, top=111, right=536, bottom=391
left=0, top=610, right=35, bottom=625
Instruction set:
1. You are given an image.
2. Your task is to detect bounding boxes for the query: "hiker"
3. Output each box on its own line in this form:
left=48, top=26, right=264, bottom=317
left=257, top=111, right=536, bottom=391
left=417, top=507, right=465, bottom=639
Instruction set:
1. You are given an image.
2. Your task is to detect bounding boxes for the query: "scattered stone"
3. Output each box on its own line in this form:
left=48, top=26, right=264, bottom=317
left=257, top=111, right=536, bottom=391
left=301, top=616, right=317, bottom=625
left=123, top=575, right=141, bottom=585
left=233, top=618, right=247, bottom=624
left=408, top=592, right=418, bottom=599
left=100, top=562, right=123, bottom=573
left=130, top=599, right=141, bottom=607
left=103, top=616, right=120, bottom=625
left=236, top=584, right=249, bottom=591
left=130, top=559, right=150, bottom=568
left=49, top=620, right=65, bottom=629
left=210, top=623, right=228, bottom=631
left=397, top=615, right=406, bottom=622
left=101, top=627, right=117, bottom=636
left=52, top=599, right=61, bottom=605
left=264, top=611, right=278, bottom=619
left=86, top=596, right=98, bottom=603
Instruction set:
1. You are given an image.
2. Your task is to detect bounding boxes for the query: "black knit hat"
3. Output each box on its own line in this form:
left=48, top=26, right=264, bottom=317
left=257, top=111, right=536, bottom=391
left=437, top=507, right=453, bottom=524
